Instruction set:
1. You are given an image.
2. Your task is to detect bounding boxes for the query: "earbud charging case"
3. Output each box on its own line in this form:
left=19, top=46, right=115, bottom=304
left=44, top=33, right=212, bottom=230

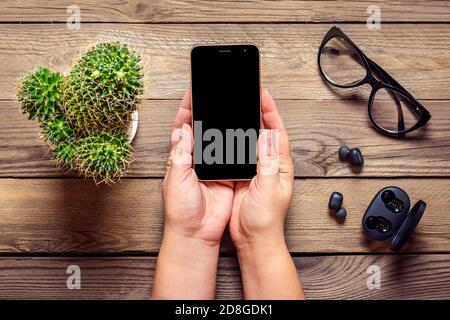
left=362, top=187, right=426, bottom=252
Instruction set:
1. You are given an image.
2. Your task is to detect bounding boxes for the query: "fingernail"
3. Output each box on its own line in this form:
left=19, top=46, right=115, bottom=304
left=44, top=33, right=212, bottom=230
left=181, top=123, right=189, bottom=139
left=259, top=130, right=267, bottom=144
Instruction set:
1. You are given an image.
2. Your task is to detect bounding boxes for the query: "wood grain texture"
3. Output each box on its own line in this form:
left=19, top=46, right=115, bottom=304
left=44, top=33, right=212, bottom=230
left=1, top=100, right=449, bottom=178
left=0, top=178, right=449, bottom=254
left=1, top=0, right=449, bottom=23
left=1, top=24, right=450, bottom=100
left=0, top=255, right=449, bottom=299
left=1, top=0, right=448, bottom=302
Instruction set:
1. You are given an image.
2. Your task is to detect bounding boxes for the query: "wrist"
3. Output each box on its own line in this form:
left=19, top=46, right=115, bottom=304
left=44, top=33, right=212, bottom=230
left=236, top=236, right=288, bottom=257
left=158, top=224, right=221, bottom=284
left=235, top=236, right=304, bottom=300
left=236, top=238, right=291, bottom=286
left=233, top=227, right=286, bottom=253
left=236, top=233, right=289, bottom=269
left=153, top=224, right=220, bottom=300
left=162, top=224, right=221, bottom=253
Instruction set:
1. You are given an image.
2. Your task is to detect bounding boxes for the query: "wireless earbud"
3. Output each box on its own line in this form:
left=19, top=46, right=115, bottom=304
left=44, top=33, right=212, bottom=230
left=328, top=191, right=347, bottom=220
left=335, top=207, right=347, bottom=220
left=338, top=146, right=364, bottom=167
left=338, top=146, right=350, bottom=161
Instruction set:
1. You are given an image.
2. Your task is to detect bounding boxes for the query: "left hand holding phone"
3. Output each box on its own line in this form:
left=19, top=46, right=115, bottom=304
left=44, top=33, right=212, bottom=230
left=153, top=90, right=234, bottom=299
left=162, top=90, right=235, bottom=245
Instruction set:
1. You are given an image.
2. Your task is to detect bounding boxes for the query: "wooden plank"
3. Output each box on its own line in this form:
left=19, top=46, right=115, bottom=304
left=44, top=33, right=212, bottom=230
left=1, top=1, right=449, bottom=23
left=2, top=100, right=449, bottom=178
left=0, top=178, right=449, bottom=254
left=0, top=255, right=449, bottom=299
left=1, top=24, right=450, bottom=100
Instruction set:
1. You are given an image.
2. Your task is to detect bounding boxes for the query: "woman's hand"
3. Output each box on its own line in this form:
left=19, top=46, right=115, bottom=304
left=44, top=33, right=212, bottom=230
left=229, top=89, right=304, bottom=299
left=153, top=90, right=234, bottom=300
left=162, top=91, right=234, bottom=245
left=153, top=89, right=304, bottom=300
left=230, top=89, right=293, bottom=249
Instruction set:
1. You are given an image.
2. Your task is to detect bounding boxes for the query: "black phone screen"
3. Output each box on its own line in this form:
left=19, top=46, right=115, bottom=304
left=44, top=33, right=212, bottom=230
left=191, top=45, right=260, bottom=180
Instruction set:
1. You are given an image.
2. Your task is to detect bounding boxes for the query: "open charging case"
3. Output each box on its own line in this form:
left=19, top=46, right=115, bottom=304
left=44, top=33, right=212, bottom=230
left=362, top=187, right=427, bottom=252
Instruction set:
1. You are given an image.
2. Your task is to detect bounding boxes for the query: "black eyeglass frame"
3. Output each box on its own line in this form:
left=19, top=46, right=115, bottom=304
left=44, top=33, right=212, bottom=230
left=318, top=26, right=431, bottom=137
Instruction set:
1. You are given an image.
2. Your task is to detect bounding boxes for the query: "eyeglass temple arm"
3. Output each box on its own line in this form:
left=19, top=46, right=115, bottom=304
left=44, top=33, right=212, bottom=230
left=367, top=58, right=411, bottom=95
left=367, top=57, right=428, bottom=115
left=365, top=58, right=405, bottom=133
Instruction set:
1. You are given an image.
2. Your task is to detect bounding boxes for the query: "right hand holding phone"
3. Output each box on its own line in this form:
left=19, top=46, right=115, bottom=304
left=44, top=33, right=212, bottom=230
left=229, top=89, right=294, bottom=251
left=228, top=89, right=302, bottom=299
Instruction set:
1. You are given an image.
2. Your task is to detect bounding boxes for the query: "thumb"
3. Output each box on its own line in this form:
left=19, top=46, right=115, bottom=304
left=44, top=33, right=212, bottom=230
left=256, top=128, right=280, bottom=188
left=168, top=123, right=194, bottom=180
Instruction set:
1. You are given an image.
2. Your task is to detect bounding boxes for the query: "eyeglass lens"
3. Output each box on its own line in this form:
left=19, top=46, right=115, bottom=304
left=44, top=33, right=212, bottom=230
left=371, top=88, right=421, bottom=133
left=320, top=36, right=366, bottom=86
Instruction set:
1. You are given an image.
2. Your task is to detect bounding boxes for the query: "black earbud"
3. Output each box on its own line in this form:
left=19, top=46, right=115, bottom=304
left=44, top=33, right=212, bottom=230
left=338, top=146, right=364, bottom=167
left=381, top=190, right=395, bottom=202
left=328, top=191, right=347, bottom=220
left=338, top=146, right=350, bottom=161
left=335, top=207, right=347, bottom=220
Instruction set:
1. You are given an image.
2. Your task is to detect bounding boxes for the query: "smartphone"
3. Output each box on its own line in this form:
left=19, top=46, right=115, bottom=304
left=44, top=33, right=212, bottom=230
left=191, top=44, right=260, bottom=181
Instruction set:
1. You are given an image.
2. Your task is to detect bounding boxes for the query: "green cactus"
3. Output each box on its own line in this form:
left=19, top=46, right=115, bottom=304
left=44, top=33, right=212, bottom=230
left=50, top=138, right=78, bottom=168
left=17, top=42, right=142, bottom=184
left=17, top=67, right=63, bottom=122
left=75, top=131, right=133, bottom=184
left=40, top=116, right=74, bottom=143
left=65, top=42, right=144, bottom=133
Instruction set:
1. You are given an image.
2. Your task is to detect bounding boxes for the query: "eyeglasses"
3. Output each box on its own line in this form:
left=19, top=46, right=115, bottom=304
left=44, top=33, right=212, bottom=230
left=318, top=26, right=431, bottom=137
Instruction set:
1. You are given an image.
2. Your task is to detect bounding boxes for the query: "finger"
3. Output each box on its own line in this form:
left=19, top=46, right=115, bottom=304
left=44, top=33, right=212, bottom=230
left=180, top=89, right=192, bottom=110
left=256, top=129, right=280, bottom=188
left=169, top=90, right=192, bottom=156
left=261, top=89, right=287, bottom=153
left=260, top=89, right=294, bottom=177
left=168, top=123, right=194, bottom=180
left=172, top=90, right=192, bottom=130
left=166, top=91, right=192, bottom=174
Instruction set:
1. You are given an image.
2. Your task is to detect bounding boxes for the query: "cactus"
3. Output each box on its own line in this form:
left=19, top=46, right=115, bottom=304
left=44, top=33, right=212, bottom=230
left=17, top=67, right=63, bottom=122
left=51, top=138, right=78, bottom=168
left=75, top=131, right=133, bottom=184
left=16, top=42, right=143, bottom=184
left=40, top=116, right=74, bottom=143
left=65, top=42, right=144, bottom=133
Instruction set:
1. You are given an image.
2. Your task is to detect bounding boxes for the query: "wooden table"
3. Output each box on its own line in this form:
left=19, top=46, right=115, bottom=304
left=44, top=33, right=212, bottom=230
left=1, top=0, right=450, bottom=299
